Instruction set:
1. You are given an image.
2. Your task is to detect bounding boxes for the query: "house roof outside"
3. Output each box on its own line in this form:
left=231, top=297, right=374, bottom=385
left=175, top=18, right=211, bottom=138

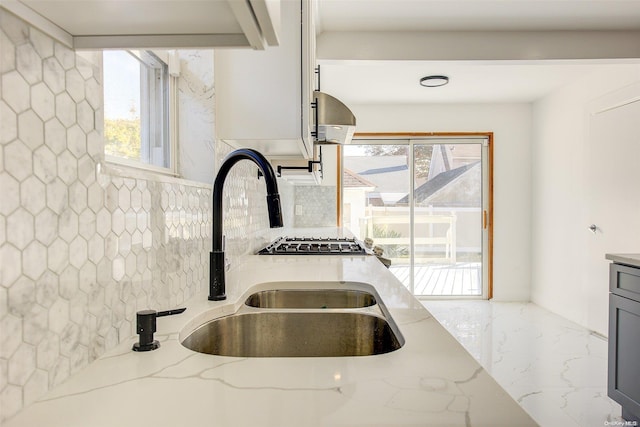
left=396, top=161, right=481, bottom=206
left=343, top=168, right=376, bottom=189
left=344, top=155, right=410, bottom=194
left=359, top=164, right=408, bottom=175
left=343, top=145, right=483, bottom=206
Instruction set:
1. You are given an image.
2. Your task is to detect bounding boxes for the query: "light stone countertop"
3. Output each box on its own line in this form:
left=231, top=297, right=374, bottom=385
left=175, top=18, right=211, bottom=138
left=6, top=246, right=538, bottom=426
left=606, top=253, right=640, bottom=268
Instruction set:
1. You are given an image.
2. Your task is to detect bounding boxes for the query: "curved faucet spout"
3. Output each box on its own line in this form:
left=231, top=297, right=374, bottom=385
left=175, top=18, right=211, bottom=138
left=210, top=149, right=283, bottom=301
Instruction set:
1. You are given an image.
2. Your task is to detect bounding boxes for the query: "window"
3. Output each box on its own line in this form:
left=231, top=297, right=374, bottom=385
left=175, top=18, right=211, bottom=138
left=342, top=136, right=492, bottom=299
left=103, top=50, right=172, bottom=171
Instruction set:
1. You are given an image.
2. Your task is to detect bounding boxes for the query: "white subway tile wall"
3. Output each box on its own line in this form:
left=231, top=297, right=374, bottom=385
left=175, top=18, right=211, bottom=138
left=0, top=10, right=277, bottom=421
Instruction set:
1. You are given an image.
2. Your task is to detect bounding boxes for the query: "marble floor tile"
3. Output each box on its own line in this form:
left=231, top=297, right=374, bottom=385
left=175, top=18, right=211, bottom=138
left=421, top=300, right=626, bottom=427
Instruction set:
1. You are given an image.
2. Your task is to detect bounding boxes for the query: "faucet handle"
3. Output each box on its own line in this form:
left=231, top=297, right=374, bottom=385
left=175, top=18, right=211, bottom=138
left=132, top=307, right=186, bottom=352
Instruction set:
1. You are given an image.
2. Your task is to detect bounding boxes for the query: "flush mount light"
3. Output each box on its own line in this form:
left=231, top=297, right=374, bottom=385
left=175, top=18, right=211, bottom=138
left=420, top=75, right=449, bottom=87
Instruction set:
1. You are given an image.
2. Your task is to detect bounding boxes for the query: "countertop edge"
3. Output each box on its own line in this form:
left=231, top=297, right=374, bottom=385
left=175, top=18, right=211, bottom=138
left=606, top=253, right=640, bottom=268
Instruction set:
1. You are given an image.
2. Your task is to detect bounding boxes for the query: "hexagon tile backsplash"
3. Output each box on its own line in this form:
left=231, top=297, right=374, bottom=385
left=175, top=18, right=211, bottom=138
left=0, top=10, right=278, bottom=422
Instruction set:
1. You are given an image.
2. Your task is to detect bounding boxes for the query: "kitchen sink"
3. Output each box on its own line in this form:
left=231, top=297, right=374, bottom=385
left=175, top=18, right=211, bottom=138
left=244, top=289, right=377, bottom=309
left=181, top=311, right=403, bottom=357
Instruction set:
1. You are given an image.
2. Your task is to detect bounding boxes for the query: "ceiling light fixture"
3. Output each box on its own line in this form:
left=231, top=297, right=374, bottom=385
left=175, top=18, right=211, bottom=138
left=420, top=75, right=449, bottom=87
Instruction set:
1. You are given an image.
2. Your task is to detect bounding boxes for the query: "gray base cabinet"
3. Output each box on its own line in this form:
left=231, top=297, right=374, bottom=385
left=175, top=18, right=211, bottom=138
left=609, top=262, right=640, bottom=423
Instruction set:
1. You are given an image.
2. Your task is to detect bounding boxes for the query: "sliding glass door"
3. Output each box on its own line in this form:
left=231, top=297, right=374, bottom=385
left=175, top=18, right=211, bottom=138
left=342, top=137, right=490, bottom=298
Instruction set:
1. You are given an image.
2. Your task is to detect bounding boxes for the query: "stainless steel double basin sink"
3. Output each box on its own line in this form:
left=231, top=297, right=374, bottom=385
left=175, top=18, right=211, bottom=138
left=180, top=283, right=404, bottom=358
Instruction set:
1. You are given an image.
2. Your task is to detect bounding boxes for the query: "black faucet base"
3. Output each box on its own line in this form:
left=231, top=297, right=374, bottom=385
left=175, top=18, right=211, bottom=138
left=209, top=251, right=227, bottom=301
left=132, top=340, right=160, bottom=352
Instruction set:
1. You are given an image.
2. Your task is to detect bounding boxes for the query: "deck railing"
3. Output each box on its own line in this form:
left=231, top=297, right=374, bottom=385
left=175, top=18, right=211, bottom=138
left=360, top=206, right=457, bottom=264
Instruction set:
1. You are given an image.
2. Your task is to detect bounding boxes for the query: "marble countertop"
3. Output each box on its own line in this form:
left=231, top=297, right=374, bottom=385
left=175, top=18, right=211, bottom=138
left=6, top=246, right=537, bottom=426
left=606, top=253, right=640, bottom=268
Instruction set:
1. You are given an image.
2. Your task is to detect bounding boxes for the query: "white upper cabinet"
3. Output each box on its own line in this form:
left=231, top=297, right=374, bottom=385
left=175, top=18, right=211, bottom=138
left=215, top=0, right=316, bottom=159
left=0, top=0, right=281, bottom=49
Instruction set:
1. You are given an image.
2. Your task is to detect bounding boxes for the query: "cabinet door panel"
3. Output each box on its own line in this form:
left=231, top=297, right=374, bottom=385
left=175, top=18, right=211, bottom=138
left=611, top=263, right=640, bottom=300
left=609, top=293, right=640, bottom=417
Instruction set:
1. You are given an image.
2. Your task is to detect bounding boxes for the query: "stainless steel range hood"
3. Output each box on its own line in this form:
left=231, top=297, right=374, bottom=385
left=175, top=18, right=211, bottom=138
left=313, top=91, right=356, bottom=145
left=213, top=0, right=356, bottom=159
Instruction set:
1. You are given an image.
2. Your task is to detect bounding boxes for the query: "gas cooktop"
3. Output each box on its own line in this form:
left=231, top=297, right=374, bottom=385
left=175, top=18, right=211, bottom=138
left=257, top=236, right=367, bottom=255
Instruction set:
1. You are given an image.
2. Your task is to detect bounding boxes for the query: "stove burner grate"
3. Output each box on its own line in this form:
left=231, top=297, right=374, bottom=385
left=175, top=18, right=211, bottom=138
left=258, top=237, right=367, bottom=255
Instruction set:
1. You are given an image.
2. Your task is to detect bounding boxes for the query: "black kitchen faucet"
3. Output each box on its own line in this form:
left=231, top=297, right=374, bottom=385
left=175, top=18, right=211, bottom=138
left=209, top=149, right=283, bottom=301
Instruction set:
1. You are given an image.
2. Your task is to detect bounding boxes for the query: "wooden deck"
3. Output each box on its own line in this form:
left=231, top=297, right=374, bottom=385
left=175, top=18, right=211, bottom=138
left=389, top=262, right=482, bottom=296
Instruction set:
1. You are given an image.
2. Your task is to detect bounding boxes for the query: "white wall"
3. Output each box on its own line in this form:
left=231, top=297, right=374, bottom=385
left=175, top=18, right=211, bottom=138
left=350, top=103, right=532, bottom=301
left=531, top=64, right=640, bottom=336
left=177, top=50, right=215, bottom=184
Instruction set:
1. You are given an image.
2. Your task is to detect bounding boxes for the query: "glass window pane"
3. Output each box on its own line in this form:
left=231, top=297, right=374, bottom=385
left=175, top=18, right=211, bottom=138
left=343, top=138, right=487, bottom=298
left=413, top=142, right=483, bottom=296
left=103, top=51, right=143, bottom=162
left=343, top=144, right=412, bottom=289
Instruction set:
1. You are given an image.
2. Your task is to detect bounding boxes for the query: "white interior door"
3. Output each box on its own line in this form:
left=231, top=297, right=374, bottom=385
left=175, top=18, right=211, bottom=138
left=586, top=86, right=640, bottom=334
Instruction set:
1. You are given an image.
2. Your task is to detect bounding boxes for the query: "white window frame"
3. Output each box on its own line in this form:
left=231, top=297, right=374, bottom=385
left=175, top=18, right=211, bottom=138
left=103, top=50, right=178, bottom=177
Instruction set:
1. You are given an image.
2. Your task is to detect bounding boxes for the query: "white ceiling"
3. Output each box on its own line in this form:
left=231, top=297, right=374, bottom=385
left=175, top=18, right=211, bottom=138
left=319, top=61, right=623, bottom=104
left=315, top=0, right=640, bottom=104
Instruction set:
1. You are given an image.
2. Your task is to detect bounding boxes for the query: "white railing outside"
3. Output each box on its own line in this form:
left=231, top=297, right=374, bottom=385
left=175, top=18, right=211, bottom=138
left=360, top=206, right=458, bottom=264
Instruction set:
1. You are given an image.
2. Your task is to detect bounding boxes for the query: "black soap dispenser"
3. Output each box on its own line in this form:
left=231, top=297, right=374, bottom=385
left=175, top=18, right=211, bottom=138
left=132, top=308, right=186, bottom=352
